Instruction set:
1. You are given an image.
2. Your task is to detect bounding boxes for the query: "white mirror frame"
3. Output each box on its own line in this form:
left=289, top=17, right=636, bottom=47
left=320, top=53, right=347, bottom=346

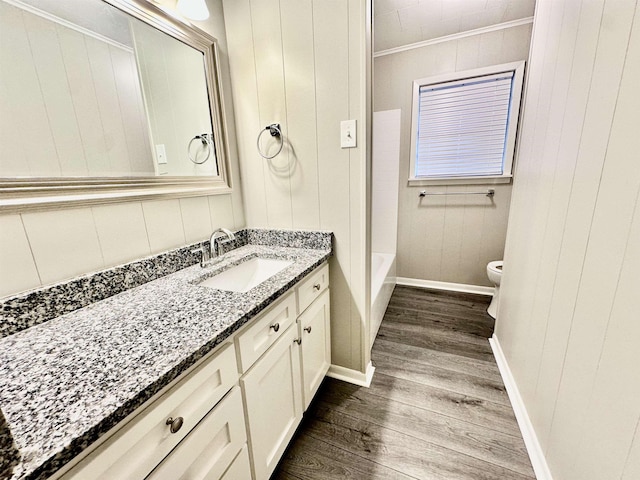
left=0, top=0, right=232, bottom=213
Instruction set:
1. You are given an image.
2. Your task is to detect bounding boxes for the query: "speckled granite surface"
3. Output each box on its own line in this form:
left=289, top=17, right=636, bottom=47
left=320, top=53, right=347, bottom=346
left=0, top=242, right=205, bottom=338
left=0, top=231, right=332, bottom=480
left=0, top=409, right=19, bottom=480
left=0, top=228, right=330, bottom=339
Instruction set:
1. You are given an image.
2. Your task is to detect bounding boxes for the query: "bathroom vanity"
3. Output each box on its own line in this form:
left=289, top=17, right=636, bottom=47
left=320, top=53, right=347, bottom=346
left=0, top=230, right=332, bottom=480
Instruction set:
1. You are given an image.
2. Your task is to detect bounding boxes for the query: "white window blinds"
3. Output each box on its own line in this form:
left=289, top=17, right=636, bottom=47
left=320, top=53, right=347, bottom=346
left=415, top=72, right=515, bottom=178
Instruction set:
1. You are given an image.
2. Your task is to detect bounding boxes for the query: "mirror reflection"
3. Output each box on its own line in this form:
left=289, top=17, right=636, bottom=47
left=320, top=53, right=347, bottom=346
left=0, top=0, right=218, bottom=178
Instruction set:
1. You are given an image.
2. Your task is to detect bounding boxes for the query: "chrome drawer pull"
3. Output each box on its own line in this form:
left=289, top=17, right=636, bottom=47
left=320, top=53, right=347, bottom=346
left=270, top=323, right=280, bottom=332
left=313, top=283, right=321, bottom=291
left=304, top=326, right=312, bottom=334
left=166, top=416, right=184, bottom=434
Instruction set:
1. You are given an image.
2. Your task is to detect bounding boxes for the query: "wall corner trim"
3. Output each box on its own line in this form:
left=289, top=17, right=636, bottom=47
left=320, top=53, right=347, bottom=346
left=396, top=277, right=494, bottom=296
left=490, top=334, right=554, bottom=480
left=326, top=361, right=375, bottom=388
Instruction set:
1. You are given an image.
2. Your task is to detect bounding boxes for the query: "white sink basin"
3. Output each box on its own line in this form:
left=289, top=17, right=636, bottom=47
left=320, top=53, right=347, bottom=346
left=198, top=257, right=293, bottom=293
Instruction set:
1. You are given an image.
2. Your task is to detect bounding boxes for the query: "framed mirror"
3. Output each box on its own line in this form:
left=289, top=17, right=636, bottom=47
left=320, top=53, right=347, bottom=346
left=0, top=0, right=232, bottom=212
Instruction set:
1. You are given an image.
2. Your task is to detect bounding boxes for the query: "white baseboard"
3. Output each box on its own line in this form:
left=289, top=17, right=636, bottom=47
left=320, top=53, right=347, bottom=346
left=490, top=335, right=553, bottom=480
left=396, top=277, right=494, bottom=296
left=326, top=361, right=375, bottom=388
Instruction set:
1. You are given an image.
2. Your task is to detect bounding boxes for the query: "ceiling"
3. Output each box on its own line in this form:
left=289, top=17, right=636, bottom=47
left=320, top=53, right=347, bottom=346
left=374, top=0, right=536, bottom=52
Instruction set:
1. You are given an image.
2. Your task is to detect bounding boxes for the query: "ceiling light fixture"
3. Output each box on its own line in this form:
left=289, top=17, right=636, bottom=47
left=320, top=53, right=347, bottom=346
left=176, top=0, right=209, bottom=21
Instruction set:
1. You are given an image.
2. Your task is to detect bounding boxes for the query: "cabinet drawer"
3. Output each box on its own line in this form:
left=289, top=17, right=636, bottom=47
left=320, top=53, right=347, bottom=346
left=236, top=291, right=296, bottom=373
left=221, top=445, right=251, bottom=480
left=296, top=263, right=329, bottom=314
left=63, top=343, right=238, bottom=480
left=148, top=386, right=246, bottom=480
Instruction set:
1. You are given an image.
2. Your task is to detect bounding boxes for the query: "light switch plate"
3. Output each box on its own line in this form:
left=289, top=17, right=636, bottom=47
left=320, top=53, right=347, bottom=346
left=340, top=120, right=356, bottom=148
left=155, top=144, right=168, bottom=164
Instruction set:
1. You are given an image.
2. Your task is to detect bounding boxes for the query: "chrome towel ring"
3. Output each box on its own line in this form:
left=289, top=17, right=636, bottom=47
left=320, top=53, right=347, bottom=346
left=257, top=123, right=283, bottom=159
left=188, top=133, right=213, bottom=164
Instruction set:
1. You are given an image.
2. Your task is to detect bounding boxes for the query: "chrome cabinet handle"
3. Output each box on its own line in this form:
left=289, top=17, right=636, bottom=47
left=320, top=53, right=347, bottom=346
left=270, top=323, right=280, bottom=332
left=293, top=338, right=302, bottom=345
left=304, top=326, right=312, bottom=334
left=166, top=416, right=184, bottom=434
left=313, top=283, right=321, bottom=291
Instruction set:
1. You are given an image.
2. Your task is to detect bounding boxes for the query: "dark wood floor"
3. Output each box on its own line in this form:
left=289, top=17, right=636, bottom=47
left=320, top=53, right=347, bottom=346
left=272, top=285, right=535, bottom=480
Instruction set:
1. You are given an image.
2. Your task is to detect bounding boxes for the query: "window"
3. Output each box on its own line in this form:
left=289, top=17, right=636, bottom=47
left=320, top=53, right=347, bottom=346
left=409, top=62, right=525, bottom=185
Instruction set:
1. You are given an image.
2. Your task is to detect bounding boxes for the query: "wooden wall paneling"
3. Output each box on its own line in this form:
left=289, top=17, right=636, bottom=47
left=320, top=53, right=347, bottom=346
left=495, top=0, right=555, bottom=368
left=135, top=27, right=179, bottom=175
left=0, top=3, right=26, bottom=176
left=223, top=0, right=268, bottom=227
left=21, top=208, right=104, bottom=286
left=179, top=197, right=213, bottom=243
left=208, top=194, right=235, bottom=231
left=313, top=0, right=352, bottom=368
left=250, top=0, right=293, bottom=229
left=528, top=0, right=605, bottom=447
left=85, top=36, right=132, bottom=175
left=454, top=35, right=480, bottom=71
left=92, top=202, right=151, bottom=267
left=570, top=182, right=640, bottom=478
left=162, top=37, right=207, bottom=176
left=518, top=0, right=584, bottom=405
left=457, top=185, right=488, bottom=286
left=502, top=23, right=534, bottom=63
left=23, top=12, right=87, bottom=176
left=504, top=0, right=570, bottom=402
left=623, top=420, right=640, bottom=480
left=280, top=0, right=321, bottom=230
left=0, top=3, right=59, bottom=176
left=57, top=26, right=110, bottom=176
left=439, top=186, right=468, bottom=284
left=477, top=29, right=506, bottom=66
left=545, top=2, right=638, bottom=472
left=348, top=0, right=366, bottom=371
left=109, top=46, right=154, bottom=175
left=0, top=215, right=41, bottom=298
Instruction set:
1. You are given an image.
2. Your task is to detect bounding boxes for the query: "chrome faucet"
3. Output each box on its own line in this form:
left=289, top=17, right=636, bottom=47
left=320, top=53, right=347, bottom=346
left=209, top=227, right=236, bottom=259
left=191, top=228, right=236, bottom=268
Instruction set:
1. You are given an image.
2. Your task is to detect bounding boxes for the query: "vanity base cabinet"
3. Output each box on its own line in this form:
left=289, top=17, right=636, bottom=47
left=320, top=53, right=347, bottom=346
left=147, top=386, right=246, bottom=480
left=298, top=289, right=331, bottom=411
left=241, top=325, right=303, bottom=480
left=55, top=262, right=330, bottom=480
left=221, top=445, right=252, bottom=479
left=60, top=343, right=239, bottom=480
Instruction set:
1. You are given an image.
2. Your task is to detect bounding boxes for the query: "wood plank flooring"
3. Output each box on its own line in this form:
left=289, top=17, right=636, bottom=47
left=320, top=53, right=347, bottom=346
left=272, top=285, right=535, bottom=479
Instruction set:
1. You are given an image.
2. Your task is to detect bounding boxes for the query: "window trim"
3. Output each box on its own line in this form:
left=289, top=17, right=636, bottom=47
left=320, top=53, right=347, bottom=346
left=408, top=61, right=526, bottom=186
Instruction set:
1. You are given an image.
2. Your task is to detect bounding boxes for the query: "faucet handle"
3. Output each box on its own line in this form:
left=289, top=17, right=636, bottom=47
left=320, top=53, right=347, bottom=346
left=190, top=244, right=210, bottom=268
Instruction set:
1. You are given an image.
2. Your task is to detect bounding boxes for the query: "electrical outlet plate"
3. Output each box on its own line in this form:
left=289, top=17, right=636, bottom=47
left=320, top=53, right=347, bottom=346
left=340, top=120, right=356, bottom=148
left=155, top=144, right=168, bottom=164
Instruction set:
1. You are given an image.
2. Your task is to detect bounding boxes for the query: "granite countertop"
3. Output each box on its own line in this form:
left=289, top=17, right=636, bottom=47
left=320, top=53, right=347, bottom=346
left=0, top=239, right=331, bottom=480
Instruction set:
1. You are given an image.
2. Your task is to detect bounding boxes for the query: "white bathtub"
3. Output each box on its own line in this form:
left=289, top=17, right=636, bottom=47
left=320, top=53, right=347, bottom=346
left=370, top=252, right=396, bottom=344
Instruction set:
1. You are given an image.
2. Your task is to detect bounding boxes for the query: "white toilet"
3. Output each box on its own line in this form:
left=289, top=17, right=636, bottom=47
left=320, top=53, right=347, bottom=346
left=486, top=260, right=503, bottom=319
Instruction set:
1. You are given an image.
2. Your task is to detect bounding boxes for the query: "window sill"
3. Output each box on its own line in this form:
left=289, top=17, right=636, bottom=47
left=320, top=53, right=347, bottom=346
left=407, top=175, right=513, bottom=187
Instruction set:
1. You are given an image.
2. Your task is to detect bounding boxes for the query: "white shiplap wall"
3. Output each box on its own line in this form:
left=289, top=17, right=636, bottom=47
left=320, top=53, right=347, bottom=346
left=0, top=0, right=246, bottom=299
left=496, top=0, right=640, bottom=478
left=0, top=1, right=155, bottom=177
left=374, top=22, right=532, bottom=287
left=223, top=0, right=370, bottom=373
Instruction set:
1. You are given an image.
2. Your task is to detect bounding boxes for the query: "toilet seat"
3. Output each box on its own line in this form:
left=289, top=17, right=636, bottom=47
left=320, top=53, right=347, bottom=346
left=488, top=260, right=503, bottom=274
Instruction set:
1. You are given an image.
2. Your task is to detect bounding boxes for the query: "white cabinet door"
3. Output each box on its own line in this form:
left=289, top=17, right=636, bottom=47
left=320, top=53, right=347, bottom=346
left=298, top=289, right=331, bottom=410
left=241, top=325, right=302, bottom=480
